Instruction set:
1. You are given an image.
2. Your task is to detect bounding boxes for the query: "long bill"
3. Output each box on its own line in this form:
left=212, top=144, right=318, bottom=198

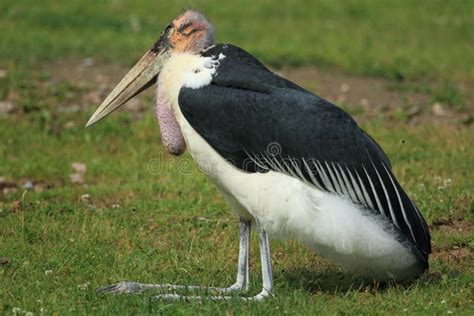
left=86, top=49, right=169, bottom=127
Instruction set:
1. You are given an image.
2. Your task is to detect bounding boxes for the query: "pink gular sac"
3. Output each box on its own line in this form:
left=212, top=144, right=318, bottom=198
left=155, top=86, right=186, bottom=156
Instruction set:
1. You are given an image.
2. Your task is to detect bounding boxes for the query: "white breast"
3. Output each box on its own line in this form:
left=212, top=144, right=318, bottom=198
left=157, top=53, right=423, bottom=280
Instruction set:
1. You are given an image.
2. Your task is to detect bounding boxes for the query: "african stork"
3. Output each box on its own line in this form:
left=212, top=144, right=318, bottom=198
left=87, top=10, right=431, bottom=301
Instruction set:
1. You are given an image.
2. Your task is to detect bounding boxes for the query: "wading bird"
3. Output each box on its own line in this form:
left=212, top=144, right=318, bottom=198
left=87, top=10, right=431, bottom=301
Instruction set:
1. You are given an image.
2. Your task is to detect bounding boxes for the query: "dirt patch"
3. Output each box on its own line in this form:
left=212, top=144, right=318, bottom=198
left=0, top=257, right=10, bottom=265
left=280, top=67, right=474, bottom=126
left=32, top=59, right=474, bottom=126
left=45, top=58, right=154, bottom=115
left=430, top=217, right=473, bottom=265
left=281, top=67, right=425, bottom=111
left=431, top=217, right=473, bottom=236
left=431, top=245, right=472, bottom=265
left=0, top=177, right=17, bottom=190
left=0, top=176, right=56, bottom=197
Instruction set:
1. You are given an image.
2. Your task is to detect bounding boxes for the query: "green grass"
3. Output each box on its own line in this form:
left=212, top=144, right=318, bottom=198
left=1, top=1, right=473, bottom=314
left=1, top=0, right=473, bottom=82
left=432, top=83, right=466, bottom=111
left=1, top=108, right=473, bottom=314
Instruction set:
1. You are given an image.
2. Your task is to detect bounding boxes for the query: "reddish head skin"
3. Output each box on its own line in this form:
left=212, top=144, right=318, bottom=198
left=155, top=10, right=214, bottom=156
left=167, top=10, right=214, bottom=53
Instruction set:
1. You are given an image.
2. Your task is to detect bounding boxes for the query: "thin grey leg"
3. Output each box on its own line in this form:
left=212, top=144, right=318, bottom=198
left=97, top=218, right=251, bottom=295
left=229, top=217, right=251, bottom=291
left=153, top=218, right=273, bottom=302
left=254, top=219, right=273, bottom=299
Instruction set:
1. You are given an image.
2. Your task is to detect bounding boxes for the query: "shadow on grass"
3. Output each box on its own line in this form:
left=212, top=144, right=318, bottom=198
left=279, top=266, right=446, bottom=295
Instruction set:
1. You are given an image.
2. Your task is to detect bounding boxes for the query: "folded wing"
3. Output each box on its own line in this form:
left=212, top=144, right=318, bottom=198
left=179, top=44, right=431, bottom=266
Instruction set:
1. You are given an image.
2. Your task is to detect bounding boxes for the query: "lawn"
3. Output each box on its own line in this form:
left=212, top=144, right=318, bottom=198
left=1, top=0, right=473, bottom=81
left=1, top=1, right=473, bottom=315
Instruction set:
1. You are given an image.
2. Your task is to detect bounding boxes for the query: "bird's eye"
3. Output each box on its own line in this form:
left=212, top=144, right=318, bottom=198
left=178, top=22, right=192, bottom=33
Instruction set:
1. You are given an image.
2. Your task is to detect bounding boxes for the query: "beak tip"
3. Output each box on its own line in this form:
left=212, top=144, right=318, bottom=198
left=85, top=115, right=98, bottom=128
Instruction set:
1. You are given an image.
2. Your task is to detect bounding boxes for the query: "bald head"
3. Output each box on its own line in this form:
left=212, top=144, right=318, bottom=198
left=167, top=10, right=215, bottom=53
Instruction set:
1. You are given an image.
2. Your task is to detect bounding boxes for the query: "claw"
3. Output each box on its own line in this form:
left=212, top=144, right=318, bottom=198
left=97, top=282, right=125, bottom=295
left=97, top=281, right=148, bottom=295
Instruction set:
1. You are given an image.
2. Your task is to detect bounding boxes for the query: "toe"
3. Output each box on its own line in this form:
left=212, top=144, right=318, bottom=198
left=97, top=283, right=122, bottom=294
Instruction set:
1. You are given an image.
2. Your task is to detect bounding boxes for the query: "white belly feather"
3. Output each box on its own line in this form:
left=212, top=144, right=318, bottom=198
left=158, top=53, right=422, bottom=280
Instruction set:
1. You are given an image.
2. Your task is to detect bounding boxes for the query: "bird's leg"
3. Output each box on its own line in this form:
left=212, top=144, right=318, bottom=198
left=228, top=217, right=251, bottom=292
left=153, top=218, right=274, bottom=301
left=97, top=218, right=251, bottom=295
left=253, top=219, right=274, bottom=300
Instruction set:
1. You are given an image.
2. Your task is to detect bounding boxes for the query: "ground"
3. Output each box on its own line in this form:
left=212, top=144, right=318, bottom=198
left=0, top=1, right=473, bottom=315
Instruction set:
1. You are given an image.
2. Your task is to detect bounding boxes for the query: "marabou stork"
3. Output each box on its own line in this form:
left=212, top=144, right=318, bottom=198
left=87, top=10, right=431, bottom=301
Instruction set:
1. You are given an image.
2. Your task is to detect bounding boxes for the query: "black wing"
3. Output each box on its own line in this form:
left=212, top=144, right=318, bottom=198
left=179, top=44, right=431, bottom=266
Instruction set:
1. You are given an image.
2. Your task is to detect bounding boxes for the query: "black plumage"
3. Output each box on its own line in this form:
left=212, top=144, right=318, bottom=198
left=178, top=44, right=431, bottom=268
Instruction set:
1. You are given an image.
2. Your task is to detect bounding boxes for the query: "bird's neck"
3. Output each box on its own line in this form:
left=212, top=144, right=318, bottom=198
left=154, top=52, right=220, bottom=156
left=155, top=83, right=186, bottom=156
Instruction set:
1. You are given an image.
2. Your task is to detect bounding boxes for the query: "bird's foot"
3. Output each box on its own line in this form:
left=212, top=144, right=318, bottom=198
left=152, top=288, right=273, bottom=302
left=97, top=281, right=246, bottom=295
left=97, top=281, right=158, bottom=295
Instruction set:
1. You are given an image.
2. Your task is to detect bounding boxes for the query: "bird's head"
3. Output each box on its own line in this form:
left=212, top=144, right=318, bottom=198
left=162, top=10, right=214, bottom=53
left=86, top=10, right=214, bottom=127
